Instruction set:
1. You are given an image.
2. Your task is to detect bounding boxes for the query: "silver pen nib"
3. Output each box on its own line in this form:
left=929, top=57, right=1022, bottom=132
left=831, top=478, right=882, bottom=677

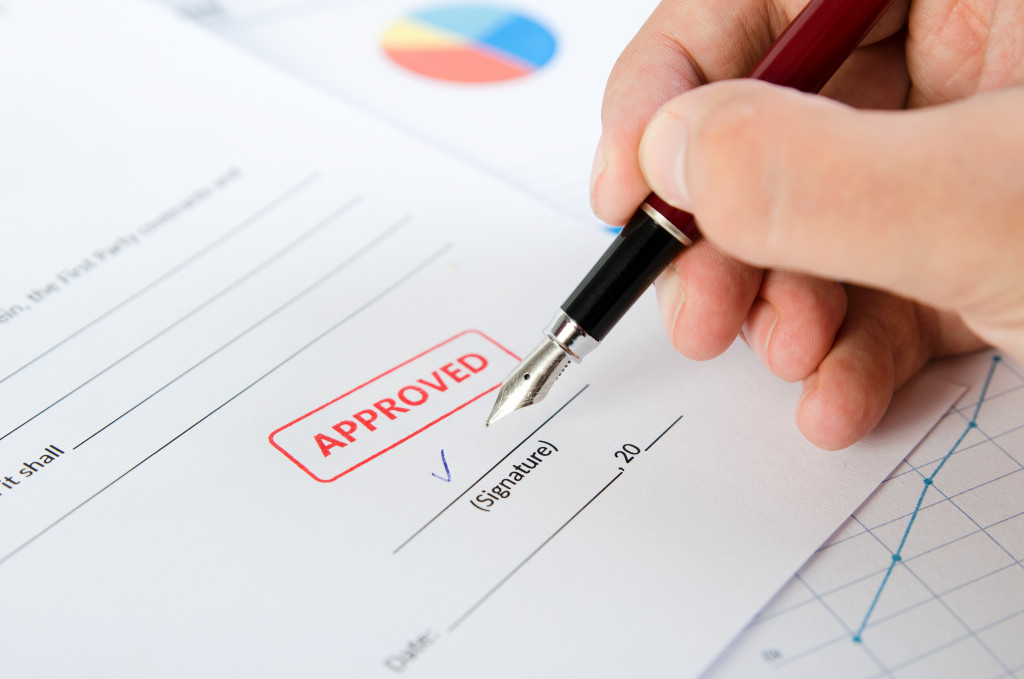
left=486, top=337, right=573, bottom=427
left=486, top=311, right=600, bottom=427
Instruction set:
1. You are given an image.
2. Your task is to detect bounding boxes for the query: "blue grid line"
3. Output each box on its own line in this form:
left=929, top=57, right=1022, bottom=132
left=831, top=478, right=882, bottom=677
left=852, top=356, right=1002, bottom=643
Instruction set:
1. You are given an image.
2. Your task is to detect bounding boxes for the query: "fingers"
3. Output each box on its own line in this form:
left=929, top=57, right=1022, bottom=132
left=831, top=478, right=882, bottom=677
left=591, top=0, right=911, bottom=226
left=797, top=288, right=926, bottom=450
left=653, top=254, right=980, bottom=450
left=654, top=240, right=762, bottom=360
left=796, top=301, right=895, bottom=451
left=591, top=0, right=790, bottom=225
left=742, top=272, right=846, bottom=382
left=797, top=287, right=985, bottom=450
left=637, top=80, right=1024, bottom=357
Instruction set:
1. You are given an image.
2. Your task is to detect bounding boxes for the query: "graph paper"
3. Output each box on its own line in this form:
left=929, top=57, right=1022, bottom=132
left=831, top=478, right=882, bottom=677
left=707, top=349, right=1024, bottom=679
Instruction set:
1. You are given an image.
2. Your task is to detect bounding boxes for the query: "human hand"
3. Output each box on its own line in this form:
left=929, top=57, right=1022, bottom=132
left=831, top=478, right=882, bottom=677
left=591, top=0, right=1024, bottom=449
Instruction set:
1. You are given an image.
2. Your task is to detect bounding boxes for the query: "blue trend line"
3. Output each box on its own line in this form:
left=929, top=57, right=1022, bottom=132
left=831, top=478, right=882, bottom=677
left=431, top=449, right=452, bottom=482
left=852, top=355, right=1001, bottom=643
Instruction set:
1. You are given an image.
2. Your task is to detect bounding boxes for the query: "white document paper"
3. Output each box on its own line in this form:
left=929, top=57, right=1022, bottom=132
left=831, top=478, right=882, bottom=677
left=159, top=0, right=660, bottom=224
left=0, top=1, right=961, bottom=677
left=705, top=350, right=1024, bottom=678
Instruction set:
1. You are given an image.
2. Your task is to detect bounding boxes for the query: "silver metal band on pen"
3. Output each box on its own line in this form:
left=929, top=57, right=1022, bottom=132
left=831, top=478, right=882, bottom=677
left=640, top=201, right=695, bottom=246
left=544, top=311, right=599, bottom=363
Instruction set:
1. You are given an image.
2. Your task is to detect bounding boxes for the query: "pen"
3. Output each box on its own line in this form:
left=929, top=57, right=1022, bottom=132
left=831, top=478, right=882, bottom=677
left=486, top=0, right=897, bottom=426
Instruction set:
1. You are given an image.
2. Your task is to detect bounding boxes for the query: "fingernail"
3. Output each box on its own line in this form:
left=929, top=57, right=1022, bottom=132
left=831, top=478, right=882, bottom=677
left=742, top=298, right=779, bottom=373
left=655, top=265, right=685, bottom=350
left=589, top=135, right=607, bottom=219
left=639, top=111, right=693, bottom=211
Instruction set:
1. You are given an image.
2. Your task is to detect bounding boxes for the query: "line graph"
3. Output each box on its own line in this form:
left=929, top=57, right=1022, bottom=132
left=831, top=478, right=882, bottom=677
left=706, top=350, right=1024, bottom=679
left=852, top=356, right=1001, bottom=643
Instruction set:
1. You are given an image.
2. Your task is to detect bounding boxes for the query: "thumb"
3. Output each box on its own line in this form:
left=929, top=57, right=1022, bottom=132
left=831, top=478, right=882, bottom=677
left=637, top=80, right=1024, bottom=321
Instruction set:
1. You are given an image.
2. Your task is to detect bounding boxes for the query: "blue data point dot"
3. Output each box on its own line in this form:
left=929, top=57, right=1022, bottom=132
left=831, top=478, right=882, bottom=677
left=994, top=355, right=1002, bottom=362
left=852, top=636, right=862, bottom=644
left=892, top=554, right=902, bottom=562
left=923, top=478, right=933, bottom=486
left=969, top=421, right=978, bottom=428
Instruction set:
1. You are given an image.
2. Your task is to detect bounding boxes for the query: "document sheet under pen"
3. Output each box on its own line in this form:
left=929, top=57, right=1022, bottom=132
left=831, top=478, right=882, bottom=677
left=0, top=2, right=961, bottom=677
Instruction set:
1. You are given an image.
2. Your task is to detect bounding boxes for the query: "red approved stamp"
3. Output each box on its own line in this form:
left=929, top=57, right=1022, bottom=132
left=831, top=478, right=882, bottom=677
left=269, top=330, right=519, bottom=482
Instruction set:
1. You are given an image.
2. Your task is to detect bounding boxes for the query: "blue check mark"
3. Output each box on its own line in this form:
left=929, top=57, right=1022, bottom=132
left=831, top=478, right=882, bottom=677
left=431, top=449, right=452, bottom=482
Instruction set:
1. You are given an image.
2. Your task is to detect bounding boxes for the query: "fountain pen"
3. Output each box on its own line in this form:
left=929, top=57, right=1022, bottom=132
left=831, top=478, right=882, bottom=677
left=486, top=0, right=897, bottom=427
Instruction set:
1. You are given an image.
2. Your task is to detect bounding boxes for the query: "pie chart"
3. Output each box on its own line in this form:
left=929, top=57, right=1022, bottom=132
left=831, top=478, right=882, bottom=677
left=381, top=6, right=557, bottom=83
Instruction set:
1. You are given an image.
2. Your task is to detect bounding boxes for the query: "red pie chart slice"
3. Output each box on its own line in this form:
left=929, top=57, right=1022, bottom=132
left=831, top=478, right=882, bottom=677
left=385, top=46, right=531, bottom=82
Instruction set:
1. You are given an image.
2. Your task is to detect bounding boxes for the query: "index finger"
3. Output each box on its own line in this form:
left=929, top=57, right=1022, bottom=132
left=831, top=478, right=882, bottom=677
left=591, top=0, right=909, bottom=225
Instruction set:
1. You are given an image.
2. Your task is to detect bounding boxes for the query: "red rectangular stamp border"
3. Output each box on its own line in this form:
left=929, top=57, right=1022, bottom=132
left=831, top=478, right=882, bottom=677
left=268, top=329, right=519, bottom=483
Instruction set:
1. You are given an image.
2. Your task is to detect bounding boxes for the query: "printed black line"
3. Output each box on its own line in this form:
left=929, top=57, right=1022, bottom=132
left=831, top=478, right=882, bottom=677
left=0, top=192, right=358, bottom=445
left=0, top=243, right=450, bottom=568
left=448, top=470, right=624, bottom=632
left=646, top=415, right=684, bottom=451
left=392, top=385, right=590, bottom=555
left=0, top=172, right=320, bottom=388
left=73, top=214, right=408, bottom=450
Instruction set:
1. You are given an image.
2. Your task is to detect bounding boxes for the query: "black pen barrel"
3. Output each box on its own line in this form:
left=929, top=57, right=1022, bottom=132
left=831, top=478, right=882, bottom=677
left=561, top=209, right=693, bottom=341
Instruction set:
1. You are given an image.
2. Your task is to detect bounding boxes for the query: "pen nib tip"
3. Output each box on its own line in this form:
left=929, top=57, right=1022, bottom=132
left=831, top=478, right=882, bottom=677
left=484, top=337, right=573, bottom=427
